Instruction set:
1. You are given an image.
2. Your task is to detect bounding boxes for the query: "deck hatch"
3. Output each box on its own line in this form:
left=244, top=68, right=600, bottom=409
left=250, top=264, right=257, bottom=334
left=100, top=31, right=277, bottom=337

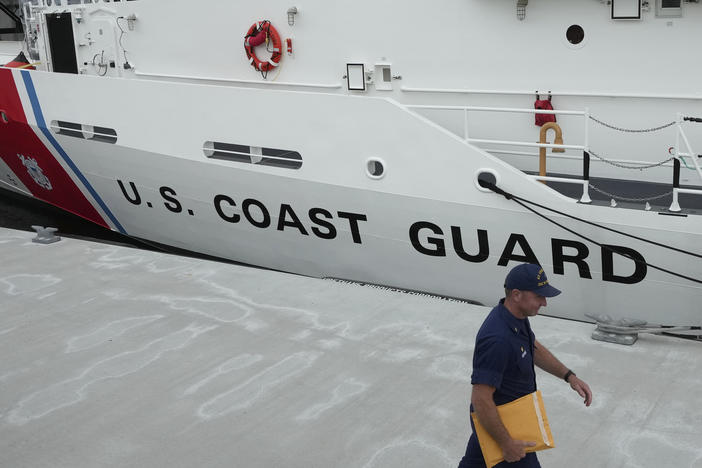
left=203, top=141, right=302, bottom=169
left=50, top=120, right=118, bottom=144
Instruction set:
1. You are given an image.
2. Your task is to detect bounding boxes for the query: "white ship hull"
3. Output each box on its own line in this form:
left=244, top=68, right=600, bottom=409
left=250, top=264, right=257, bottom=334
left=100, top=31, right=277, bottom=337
left=1, top=0, right=701, bottom=326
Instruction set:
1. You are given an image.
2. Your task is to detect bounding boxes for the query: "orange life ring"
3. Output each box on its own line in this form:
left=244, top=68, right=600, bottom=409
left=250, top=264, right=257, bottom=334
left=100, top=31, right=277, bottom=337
left=244, top=20, right=282, bottom=72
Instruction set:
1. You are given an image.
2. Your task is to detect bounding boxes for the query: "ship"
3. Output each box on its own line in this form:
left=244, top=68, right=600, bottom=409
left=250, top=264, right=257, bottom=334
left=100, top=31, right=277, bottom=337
left=0, top=0, right=700, bottom=328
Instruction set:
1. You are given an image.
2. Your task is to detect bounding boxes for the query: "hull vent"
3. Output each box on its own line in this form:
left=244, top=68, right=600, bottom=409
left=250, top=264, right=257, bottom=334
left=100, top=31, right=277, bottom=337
left=203, top=141, right=302, bottom=169
left=50, top=120, right=117, bottom=144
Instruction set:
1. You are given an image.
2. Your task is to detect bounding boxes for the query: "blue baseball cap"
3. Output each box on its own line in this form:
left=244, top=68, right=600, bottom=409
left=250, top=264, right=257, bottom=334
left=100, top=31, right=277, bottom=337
left=504, top=263, right=561, bottom=297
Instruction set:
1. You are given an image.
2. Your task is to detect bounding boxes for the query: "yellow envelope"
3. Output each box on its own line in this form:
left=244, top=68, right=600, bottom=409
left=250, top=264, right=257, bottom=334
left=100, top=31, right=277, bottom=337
left=470, top=390, right=555, bottom=468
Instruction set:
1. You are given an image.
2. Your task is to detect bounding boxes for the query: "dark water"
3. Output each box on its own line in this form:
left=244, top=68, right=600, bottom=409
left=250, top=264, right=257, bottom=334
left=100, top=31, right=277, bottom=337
left=0, top=187, right=155, bottom=249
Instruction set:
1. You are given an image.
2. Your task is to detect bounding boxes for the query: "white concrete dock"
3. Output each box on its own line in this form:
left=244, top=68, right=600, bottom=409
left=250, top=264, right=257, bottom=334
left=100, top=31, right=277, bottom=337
left=0, top=227, right=701, bottom=468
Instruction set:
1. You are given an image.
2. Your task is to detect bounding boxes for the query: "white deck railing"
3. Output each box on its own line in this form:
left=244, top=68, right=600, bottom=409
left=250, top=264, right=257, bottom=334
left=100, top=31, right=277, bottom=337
left=406, top=104, right=593, bottom=202
left=670, top=116, right=702, bottom=212
left=406, top=104, right=702, bottom=211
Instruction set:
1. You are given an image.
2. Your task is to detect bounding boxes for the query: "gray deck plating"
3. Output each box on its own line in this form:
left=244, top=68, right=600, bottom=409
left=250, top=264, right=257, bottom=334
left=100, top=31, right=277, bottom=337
left=543, top=172, right=702, bottom=213
left=0, top=228, right=700, bottom=467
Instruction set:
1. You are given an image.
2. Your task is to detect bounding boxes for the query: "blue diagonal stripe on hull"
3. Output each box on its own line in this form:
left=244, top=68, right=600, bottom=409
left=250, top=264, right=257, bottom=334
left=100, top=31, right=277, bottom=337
left=21, top=70, right=127, bottom=235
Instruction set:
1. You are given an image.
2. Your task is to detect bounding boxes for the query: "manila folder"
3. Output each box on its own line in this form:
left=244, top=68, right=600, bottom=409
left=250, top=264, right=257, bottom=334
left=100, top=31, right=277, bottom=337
left=470, top=390, right=555, bottom=468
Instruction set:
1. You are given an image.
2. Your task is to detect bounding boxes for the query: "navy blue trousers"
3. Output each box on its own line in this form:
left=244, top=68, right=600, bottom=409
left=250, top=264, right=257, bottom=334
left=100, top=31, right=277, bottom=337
left=457, top=433, right=541, bottom=468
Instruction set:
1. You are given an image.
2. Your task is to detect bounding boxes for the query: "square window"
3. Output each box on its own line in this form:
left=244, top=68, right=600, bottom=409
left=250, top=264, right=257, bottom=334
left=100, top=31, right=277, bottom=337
left=346, top=64, right=366, bottom=91
left=612, top=0, right=641, bottom=19
left=657, top=0, right=682, bottom=17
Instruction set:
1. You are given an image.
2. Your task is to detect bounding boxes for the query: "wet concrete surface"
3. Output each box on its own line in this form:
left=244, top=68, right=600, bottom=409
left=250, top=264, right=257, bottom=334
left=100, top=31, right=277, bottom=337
left=1, top=228, right=701, bottom=468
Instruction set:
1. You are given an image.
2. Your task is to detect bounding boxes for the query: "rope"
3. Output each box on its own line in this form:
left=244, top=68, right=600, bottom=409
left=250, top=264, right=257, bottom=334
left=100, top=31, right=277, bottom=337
left=679, top=156, right=693, bottom=170
left=479, top=181, right=702, bottom=284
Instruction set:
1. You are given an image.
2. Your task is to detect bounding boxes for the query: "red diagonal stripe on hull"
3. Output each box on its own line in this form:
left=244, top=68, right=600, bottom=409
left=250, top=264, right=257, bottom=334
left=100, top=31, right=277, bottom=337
left=0, top=68, right=109, bottom=228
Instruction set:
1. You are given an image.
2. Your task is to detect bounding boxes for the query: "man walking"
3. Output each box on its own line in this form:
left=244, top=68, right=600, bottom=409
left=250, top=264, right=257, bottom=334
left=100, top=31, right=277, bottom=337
left=457, top=263, right=592, bottom=467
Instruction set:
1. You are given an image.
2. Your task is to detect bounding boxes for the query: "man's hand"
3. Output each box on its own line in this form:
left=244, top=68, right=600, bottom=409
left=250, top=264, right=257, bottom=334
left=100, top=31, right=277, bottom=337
left=501, top=439, right=537, bottom=463
left=568, top=375, right=593, bottom=407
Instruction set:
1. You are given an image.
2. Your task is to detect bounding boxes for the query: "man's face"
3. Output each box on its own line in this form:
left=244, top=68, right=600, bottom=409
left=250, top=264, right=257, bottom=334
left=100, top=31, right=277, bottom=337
left=514, top=290, right=547, bottom=318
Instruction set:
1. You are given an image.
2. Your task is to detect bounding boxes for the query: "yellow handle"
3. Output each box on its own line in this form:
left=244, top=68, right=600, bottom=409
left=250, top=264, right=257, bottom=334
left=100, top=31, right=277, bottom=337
left=18, top=62, right=41, bottom=69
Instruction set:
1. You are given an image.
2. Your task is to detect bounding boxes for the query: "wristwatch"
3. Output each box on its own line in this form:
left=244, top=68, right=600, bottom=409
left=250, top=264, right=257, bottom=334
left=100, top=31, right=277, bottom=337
left=563, top=369, right=575, bottom=382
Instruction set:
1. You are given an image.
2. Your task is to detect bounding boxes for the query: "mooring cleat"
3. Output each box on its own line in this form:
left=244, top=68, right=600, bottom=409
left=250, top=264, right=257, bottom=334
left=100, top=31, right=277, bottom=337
left=31, top=226, right=61, bottom=244
left=591, top=327, right=638, bottom=345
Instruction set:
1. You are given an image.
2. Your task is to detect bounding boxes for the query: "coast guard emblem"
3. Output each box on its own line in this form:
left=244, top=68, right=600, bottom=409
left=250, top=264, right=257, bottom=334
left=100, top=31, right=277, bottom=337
left=18, top=154, right=52, bottom=190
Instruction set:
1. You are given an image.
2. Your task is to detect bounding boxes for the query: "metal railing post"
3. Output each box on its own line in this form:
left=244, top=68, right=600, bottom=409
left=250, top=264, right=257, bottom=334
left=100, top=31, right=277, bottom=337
left=580, top=151, right=592, bottom=203
left=669, top=158, right=682, bottom=212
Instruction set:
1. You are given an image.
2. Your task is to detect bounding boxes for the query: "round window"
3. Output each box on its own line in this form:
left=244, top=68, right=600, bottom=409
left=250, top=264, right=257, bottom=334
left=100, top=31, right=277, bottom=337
left=366, top=158, right=386, bottom=179
left=566, top=25, right=585, bottom=45
left=0, top=111, right=8, bottom=124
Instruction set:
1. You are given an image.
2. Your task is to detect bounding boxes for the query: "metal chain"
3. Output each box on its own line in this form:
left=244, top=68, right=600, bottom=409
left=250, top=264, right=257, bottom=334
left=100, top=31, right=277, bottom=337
left=589, top=115, right=677, bottom=133
left=589, top=150, right=673, bottom=170
left=588, top=183, right=673, bottom=202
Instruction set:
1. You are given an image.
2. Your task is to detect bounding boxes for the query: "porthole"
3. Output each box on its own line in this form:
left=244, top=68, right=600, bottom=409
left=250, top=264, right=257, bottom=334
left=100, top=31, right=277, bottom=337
left=366, top=157, right=385, bottom=179
left=0, top=111, right=8, bottom=124
left=475, top=168, right=500, bottom=193
left=566, top=25, right=585, bottom=45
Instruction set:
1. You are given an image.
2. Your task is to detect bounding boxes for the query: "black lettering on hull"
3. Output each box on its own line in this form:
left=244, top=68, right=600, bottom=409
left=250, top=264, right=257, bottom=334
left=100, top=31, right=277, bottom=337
left=408, top=220, right=647, bottom=283
left=117, top=180, right=141, bottom=205
left=552, top=239, right=592, bottom=279
left=452, top=227, right=489, bottom=263
left=409, top=221, right=446, bottom=256
left=242, top=198, right=271, bottom=228
left=214, top=194, right=240, bottom=223
left=210, top=194, right=365, bottom=246
left=160, top=186, right=182, bottom=213
left=337, top=212, right=367, bottom=244
left=498, top=233, right=540, bottom=266
left=602, top=244, right=647, bottom=284
left=309, top=208, right=337, bottom=240
left=278, top=204, right=309, bottom=235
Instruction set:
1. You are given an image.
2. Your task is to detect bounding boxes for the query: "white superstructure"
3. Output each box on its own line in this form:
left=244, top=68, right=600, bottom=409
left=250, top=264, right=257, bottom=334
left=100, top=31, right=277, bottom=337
left=0, top=0, right=701, bottom=326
